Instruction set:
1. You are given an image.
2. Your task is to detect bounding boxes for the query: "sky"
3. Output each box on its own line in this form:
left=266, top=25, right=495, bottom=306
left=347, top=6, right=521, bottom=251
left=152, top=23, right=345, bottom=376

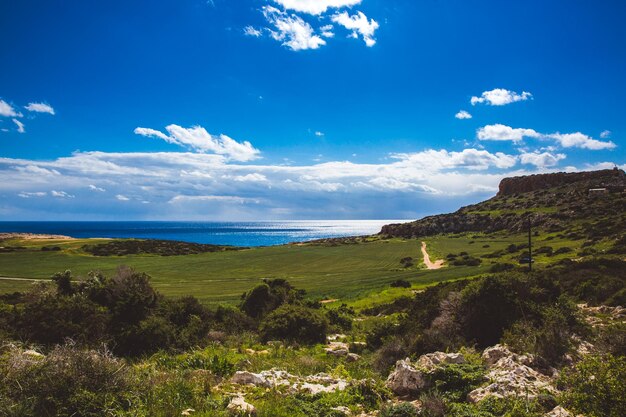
left=0, top=0, right=625, bottom=221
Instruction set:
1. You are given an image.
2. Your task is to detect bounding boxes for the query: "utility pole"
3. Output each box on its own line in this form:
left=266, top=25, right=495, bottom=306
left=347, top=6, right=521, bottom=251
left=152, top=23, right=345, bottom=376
left=527, top=218, right=532, bottom=272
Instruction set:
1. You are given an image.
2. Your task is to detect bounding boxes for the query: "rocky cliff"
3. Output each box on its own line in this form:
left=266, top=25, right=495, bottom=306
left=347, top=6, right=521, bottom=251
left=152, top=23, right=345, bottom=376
left=497, top=168, right=625, bottom=196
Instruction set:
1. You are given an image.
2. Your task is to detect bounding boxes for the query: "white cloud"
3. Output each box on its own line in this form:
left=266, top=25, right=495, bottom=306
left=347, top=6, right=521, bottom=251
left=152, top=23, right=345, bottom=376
left=262, top=6, right=326, bottom=51
left=519, top=151, right=566, bottom=168
left=548, top=132, right=616, bottom=150
left=273, top=0, right=362, bottom=15
left=169, top=195, right=261, bottom=204
left=477, top=124, right=540, bottom=142
left=134, top=124, right=261, bottom=161
left=477, top=124, right=616, bottom=150
left=392, top=148, right=518, bottom=171
left=18, top=191, right=47, bottom=198
left=25, top=102, right=55, bottom=115
left=331, top=11, right=379, bottom=46
left=455, top=110, right=472, bottom=120
left=0, top=100, right=20, bottom=117
left=320, top=25, right=335, bottom=38
left=116, top=194, right=130, bottom=201
left=315, top=131, right=325, bottom=137
left=243, top=26, right=263, bottom=37
left=600, top=130, right=611, bottom=139
left=89, top=184, right=106, bottom=192
left=471, top=88, right=532, bottom=106
left=12, top=119, right=25, bottom=133
left=51, top=190, right=74, bottom=198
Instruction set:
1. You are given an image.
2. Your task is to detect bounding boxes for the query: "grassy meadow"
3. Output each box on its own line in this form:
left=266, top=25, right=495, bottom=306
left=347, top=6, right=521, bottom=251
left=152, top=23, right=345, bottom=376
left=0, top=230, right=589, bottom=305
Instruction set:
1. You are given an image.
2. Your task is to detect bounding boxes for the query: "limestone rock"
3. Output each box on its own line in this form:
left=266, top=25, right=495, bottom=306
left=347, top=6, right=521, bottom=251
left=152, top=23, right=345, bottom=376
left=231, top=371, right=269, bottom=387
left=544, top=406, right=573, bottom=417
left=227, top=396, right=256, bottom=415
left=386, top=358, right=430, bottom=396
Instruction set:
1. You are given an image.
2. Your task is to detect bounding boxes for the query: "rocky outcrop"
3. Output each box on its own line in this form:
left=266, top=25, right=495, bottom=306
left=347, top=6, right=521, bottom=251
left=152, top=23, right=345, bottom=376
left=498, top=169, right=625, bottom=196
left=467, top=345, right=557, bottom=403
left=229, top=369, right=351, bottom=395
left=386, top=352, right=466, bottom=396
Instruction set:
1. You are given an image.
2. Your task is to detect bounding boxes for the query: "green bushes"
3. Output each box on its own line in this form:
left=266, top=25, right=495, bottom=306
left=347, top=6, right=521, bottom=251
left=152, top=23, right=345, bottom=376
left=260, top=304, right=328, bottom=344
left=559, top=354, right=626, bottom=417
left=240, top=278, right=305, bottom=318
left=379, top=402, right=418, bottom=417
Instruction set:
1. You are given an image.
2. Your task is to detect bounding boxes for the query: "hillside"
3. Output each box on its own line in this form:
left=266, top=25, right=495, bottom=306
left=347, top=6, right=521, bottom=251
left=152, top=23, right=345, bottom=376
left=380, top=168, right=626, bottom=243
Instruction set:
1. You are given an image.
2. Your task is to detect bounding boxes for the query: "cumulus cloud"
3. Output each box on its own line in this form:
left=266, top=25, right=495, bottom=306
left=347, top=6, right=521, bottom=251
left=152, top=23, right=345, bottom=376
left=320, top=25, right=335, bottom=38
left=519, top=151, right=566, bottom=168
left=0, top=100, right=20, bottom=117
left=471, top=88, right=532, bottom=106
left=548, top=132, right=616, bottom=150
left=273, top=0, right=362, bottom=15
left=477, top=124, right=540, bottom=142
left=600, top=130, right=611, bottom=139
left=477, top=124, right=616, bottom=150
left=331, top=11, right=379, bottom=46
left=392, top=148, right=518, bottom=171
left=12, top=119, right=25, bottom=133
left=262, top=6, right=326, bottom=51
left=315, top=131, right=325, bottom=137
left=455, top=110, right=472, bottom=120
left=25, top=102, right=55, bottom=115
left=134, top=124, right=261, bottom=161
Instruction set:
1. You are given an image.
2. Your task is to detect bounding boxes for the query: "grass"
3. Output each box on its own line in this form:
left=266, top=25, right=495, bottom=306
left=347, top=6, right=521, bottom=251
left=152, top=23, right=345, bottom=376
left=0, top=231, right=591, bottom=305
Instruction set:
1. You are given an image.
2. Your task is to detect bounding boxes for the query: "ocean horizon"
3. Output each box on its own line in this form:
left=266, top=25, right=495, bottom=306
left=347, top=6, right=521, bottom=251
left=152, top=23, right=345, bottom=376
left=0, top=220, right=407, bottom=247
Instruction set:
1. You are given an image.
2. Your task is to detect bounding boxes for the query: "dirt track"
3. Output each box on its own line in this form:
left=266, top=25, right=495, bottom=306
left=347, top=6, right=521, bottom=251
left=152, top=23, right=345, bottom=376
left=421, top=241, right=444, bottom=270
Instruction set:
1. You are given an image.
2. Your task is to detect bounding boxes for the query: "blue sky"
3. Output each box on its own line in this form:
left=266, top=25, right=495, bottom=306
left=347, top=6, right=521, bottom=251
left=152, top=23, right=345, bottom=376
left=0, top=0, right=624, bottom=220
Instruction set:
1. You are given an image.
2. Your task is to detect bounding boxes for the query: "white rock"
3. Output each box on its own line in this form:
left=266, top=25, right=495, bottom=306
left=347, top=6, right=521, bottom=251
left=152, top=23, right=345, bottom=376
left=227, top=396, right=256, bottom=415
left=544, top=406, right=573, bottom=417
left=386, top=358, right=430, bottom=396
left=231, top=371, right=270, bottom=387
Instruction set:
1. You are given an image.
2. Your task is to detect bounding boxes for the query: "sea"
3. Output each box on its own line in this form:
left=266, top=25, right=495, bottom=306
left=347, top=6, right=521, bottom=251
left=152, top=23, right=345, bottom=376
left=0, top=220, right=405, bottom=247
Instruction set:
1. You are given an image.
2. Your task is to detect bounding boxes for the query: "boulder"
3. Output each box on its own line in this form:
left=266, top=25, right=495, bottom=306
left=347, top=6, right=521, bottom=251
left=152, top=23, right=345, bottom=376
left=386, top=358, right=430, bottom=396
left=544, top=406, right=573, bottom=417
left=230, top=371, right=269, bottom=387
left=346, top=353, right=361, bottom=362
left=227, top=396, right=256, bottom=415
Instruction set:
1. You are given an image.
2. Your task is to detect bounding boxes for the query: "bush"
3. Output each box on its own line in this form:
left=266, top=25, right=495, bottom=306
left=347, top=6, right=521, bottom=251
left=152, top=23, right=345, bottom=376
left=260, top=304, right=328, bottom=344
left=489, top=263, right=515, bottom=273
left=240, top=278, right=305, bottom=318
left=379, top=402, right=418, bottom=417
left=559, top=354, right=626, bottom=417
left=390, top=279, right=411, bottom=288
left=0, top=343, right=134, bottom=417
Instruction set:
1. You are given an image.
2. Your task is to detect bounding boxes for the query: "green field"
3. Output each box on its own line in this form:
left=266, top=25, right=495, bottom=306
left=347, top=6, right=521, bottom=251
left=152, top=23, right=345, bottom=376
left=0, top=231, right=586, bottom=304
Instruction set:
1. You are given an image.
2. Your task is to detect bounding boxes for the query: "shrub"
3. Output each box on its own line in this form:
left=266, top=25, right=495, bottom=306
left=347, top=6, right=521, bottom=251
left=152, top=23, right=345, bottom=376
left=559, top=354, right=626, bottom=417
left=489, top=263, right=515, bottom=273
left=595, top=322, right=626, bottom=356
left=379, top=402, right=418, bottom=417
left=240, top=279, right=304, bottom=318
left=0, top=343, right=134, bottom=417
left=390, top=279, right=411, bottom=288
left=260, top=304, right=328, bottom=344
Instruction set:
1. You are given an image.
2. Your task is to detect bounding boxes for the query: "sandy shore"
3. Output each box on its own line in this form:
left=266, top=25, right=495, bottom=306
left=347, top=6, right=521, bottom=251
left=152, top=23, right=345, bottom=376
left=0, top=233, right=74, bottom=240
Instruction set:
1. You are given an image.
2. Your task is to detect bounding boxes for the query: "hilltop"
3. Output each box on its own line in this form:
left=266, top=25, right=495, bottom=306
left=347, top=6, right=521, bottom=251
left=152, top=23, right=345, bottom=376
left=380, top=168, right=626, bottom=242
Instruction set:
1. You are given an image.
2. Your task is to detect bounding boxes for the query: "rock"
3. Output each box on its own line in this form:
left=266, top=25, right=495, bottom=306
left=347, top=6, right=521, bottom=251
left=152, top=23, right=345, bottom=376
left=227, top=396, right=256, bottom=415
left=544, top=406, right=573, bottom=417
left=386, top=358, right=430, bottom=396
left=326, top=348, right=349, bottom=356
left=231, top=371, right=269, bottom=387
left=22, top=349, right=44, bottom=358
left=346, top=353, right=361, bottom=362
left=331, top=406, right=351, bottom=415
left=181, top=408, right=195, bottom=416
left=416, top=351, right=465, bottom=368
left=328, top=334, right=347, bottom=341
left=468, top=346, right=557, bottom=403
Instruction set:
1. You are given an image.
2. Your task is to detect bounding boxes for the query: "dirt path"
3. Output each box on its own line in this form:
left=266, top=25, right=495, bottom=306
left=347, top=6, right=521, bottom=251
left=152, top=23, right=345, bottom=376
left=0, top=276, right=48, bottom=282
left=421, top=241, right=445, bottom=270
